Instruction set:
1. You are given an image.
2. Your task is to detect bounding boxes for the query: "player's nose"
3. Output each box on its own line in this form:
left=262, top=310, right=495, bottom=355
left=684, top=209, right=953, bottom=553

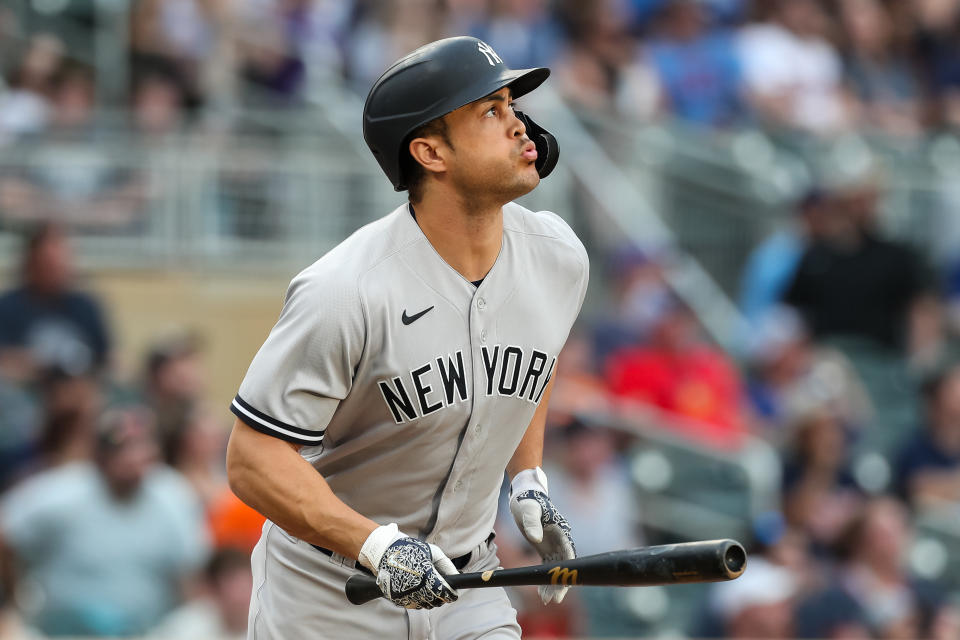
left=512, top=111, right=526, bottom=138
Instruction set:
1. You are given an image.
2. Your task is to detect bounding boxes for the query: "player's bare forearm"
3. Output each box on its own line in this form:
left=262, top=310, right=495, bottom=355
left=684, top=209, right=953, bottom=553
left=226, top=418, right=378, bottom=559
left=507, top=375, right=555, bottom=478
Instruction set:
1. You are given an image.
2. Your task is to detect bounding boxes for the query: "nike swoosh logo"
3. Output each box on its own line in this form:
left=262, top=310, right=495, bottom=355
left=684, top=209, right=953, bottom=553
left=402, top=306, right=434, bottom=325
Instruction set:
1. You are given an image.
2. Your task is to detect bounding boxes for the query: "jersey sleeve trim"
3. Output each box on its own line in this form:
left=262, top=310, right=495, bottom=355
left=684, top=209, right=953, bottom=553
left=230, top=395, right=326, bottom=445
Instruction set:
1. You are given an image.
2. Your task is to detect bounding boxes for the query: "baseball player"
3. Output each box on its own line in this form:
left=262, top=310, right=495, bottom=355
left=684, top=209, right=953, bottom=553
left=226, top=36, right=589, bottom=639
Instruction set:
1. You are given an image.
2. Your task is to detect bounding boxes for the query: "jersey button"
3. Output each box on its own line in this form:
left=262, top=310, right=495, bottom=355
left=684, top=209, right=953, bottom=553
left=454, top=480, right=464, bottom=492
left=477, top=297, right=487, bottom=310
left=474, top=423, right=482, bottom=435
left=479, top=329, right=487, bottom=343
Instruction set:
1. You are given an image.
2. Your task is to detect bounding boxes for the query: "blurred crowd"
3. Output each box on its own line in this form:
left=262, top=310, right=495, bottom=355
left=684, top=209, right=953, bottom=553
left=2, top=0, right=960, bottom=639
left=2, top=0, right=960, bottom=238
left=5, top=0, right=960, bottom=140
left=0, top=224, right=263, bottom=639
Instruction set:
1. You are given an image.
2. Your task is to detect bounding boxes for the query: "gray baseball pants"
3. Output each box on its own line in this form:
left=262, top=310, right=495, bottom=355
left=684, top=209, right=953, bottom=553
left=247, top=522, right=522, bottom=639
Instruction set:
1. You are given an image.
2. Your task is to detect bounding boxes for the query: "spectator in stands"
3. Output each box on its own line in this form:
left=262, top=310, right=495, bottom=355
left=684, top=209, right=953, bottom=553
left=592, top=246, right=671, bottom=367
left=744, top=305, right=872, bottom=438
left=0, top=378, right=38, bottom=490
left=781, top=406, right=864, bottom=556
left=0, top=407, right=209, bottom=637
left=159, top=397, right=266, bottom=551
left=142, top=331, right=265, bottom=549
left=896, top=364, right=960, bottom=507
left=129, top=0, right=226, bottom=108
left=737, top=0, right=849, bottom=133
left=906, top=292, right=960, bottom=378
left=796, top=497, right=954, bottom=639
left=738, top=188, right=834, bottom=327
left=748, top=512, right=820, bottom=598
left=235, top=11, right=306, bottom=104
left=160, top=401, right=227, bottom=505
left=0, top=63, right=147, bottom=230
left=549, top=328, right=612, bottom=421
left=605, top=293, right=746, bottom=448
left=945, top=255, right=960, bottom=336
left=909, top=0, right=960, bottom=128
left=645, top=0, right=745, bottom=127
left=0, top=34, right=62, bottom=146
left=149, top=547, right=251, bottom=640
left=34, top=366, right=103, bottom=471
left=0, top=223, right=111, bottom=384
left=839, top=0, right=921, bottom=136
left=553, top=0, right=662, bottom=121
left=543, top=417, right=644, bottom=637
left=470, top=0, right=561, bottom=69
left=710, top=557, right=797, bottom=639
left=237, top=0, right=353, bottom=102
left=544, top=417, right=642, bottom=557
left=445, top=0, right=488, bottom=36
left=131, top=67, right=186, bottom=138
left=345, top=0, right=448, bottom=95
left=142, top=329, right=206, bottom=441
left=784, top=178, right=934, bottom=353
left=698, top=512, right=814, bottom=638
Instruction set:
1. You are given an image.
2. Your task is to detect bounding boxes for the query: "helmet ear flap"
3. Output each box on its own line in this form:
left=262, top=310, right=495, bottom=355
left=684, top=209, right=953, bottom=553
left=515, top=110, right=559, bottom=179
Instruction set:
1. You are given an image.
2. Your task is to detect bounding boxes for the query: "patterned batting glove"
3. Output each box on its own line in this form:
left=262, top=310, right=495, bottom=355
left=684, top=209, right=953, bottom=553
left=509, top=467, right=576, bottom=604
left=358, top=524, right=459, bottom=609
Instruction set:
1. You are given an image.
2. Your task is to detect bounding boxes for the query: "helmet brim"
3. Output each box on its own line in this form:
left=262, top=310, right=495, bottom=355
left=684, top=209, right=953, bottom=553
left=500, top=67, right=550, bottom=101
left=437, top=67, right=550, bottom=122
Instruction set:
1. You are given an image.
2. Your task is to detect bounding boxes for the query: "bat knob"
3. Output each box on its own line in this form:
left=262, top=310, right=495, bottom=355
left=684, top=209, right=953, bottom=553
left=722, top=541, right=747, bottom=578
left=345, top=574, right=383, bottom=605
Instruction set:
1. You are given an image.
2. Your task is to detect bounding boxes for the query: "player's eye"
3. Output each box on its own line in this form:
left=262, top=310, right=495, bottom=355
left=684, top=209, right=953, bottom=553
left=485, top=105, right=498, bottom=117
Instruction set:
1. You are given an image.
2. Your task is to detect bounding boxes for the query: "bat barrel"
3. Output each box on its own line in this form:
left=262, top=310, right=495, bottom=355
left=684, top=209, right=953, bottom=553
left=602, top=538, right=747, bottom=585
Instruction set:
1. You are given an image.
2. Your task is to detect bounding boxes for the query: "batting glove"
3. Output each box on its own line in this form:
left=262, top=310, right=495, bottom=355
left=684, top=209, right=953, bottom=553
left=509, top=467, right=577, bottom=604
left=358, top=523, right=459, bottom=609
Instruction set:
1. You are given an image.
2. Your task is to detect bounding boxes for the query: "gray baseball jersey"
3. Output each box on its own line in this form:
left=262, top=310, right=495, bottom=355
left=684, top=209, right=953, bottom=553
left=231, top=201, right=588, bottom=556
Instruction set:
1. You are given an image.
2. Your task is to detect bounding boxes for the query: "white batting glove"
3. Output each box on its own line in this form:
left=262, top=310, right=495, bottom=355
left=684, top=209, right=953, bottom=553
left=358, top=523, right=459, bottom=609
left=509, top=467, right=577, bottom=604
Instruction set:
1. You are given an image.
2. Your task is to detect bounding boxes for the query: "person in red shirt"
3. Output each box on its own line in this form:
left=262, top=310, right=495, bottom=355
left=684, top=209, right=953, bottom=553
left=604, top=294, right=745, bottom=448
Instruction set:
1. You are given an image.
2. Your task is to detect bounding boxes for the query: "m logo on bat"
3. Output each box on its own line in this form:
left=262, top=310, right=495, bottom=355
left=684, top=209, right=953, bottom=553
left=547, top=567, right=579, bottom=586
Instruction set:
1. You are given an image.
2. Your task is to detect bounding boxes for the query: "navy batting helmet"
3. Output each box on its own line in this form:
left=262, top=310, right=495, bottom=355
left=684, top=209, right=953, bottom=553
left=362, top=36, right=559, bottom=191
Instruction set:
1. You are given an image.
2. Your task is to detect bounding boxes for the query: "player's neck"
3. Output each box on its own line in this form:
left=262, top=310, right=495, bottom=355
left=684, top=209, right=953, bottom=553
left=410, top=192, right=503, bottom=283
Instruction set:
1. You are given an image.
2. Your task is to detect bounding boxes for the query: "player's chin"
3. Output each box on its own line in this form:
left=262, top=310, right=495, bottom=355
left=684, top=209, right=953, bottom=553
left=518, top=161, right=540, bottom=186
left=508, top=167, right=539, bottom=197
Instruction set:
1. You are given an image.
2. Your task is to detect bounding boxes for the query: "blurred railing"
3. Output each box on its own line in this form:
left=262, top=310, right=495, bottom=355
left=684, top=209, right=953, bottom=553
left=579, top=111, right=960, bottom=293
left=0, top=110, right=577, bottom=273
left=4, top=94, right=958, bottom=330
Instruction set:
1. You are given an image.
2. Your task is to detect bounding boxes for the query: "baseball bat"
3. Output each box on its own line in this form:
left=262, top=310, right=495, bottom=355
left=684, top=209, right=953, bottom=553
left=345, top=538, right=746, bottom=605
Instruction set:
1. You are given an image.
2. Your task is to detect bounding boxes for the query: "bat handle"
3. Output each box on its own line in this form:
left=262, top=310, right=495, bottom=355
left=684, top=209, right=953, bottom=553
left=345, top=573, right=470, bottom=605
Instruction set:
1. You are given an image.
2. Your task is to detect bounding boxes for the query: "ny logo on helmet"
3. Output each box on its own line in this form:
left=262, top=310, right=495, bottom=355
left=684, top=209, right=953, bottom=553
left=477, top=42, right=502, bottom=67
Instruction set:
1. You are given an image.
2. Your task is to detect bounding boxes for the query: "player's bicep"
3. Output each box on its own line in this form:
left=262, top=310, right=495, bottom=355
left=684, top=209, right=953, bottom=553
left=226, top=417, right=304, bottom=503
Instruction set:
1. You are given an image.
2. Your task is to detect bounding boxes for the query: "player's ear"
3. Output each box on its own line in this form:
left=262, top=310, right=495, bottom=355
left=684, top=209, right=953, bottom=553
left=408, top=136, right=448, bottom=176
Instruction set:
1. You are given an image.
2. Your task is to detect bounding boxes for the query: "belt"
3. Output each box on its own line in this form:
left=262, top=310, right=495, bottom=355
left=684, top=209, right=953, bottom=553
left=312, top=534, right=493, bottom=576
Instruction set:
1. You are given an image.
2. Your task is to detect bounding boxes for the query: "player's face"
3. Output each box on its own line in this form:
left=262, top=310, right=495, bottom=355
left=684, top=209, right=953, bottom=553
left=443, top=87, right=540, bottom=203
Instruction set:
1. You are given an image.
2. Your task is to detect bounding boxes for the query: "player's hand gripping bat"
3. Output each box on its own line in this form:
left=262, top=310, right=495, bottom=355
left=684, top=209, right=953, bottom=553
left=345, top=538, right=746, bottom=605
